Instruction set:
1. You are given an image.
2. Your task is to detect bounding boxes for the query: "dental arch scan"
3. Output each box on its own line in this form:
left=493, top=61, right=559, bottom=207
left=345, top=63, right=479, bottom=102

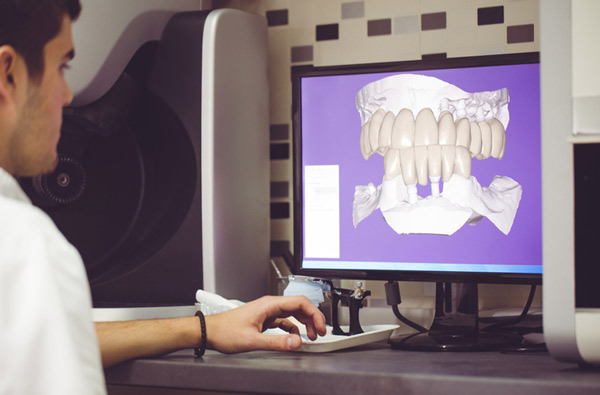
left=352, top=74, right=522, bottom=236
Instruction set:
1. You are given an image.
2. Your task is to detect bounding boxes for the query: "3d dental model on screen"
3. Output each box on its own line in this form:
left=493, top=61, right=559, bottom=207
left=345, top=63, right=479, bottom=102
left=352, top=74, right=522, bottom=236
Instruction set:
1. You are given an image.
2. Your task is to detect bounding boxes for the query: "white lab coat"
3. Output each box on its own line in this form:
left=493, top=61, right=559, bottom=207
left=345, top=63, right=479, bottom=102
left=0, top=168, right=106, bottom=394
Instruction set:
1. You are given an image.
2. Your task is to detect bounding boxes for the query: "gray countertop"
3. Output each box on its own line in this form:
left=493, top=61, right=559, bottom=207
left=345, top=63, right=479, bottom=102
left=104, top=341, right=600, bottom=394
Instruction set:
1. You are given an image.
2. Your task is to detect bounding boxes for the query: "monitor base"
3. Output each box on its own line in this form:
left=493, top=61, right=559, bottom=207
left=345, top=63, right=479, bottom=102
left=389, top=282, right=524, bottom=352
left=389, top=331, right=522, bottom=352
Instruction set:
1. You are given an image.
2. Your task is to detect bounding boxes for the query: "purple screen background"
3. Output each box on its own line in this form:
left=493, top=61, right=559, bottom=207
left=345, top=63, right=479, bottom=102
left=301, top=63, right=542, bottom=271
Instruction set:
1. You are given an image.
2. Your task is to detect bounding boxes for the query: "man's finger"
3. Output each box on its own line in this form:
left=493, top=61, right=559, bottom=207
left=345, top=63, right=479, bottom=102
left=290, top=311, right=326, bottom=339
left=265, top=318, right=299, bottom=335
left=262, top=296, right=327, bottom=336
left=253, top=333, right=303, bottom=351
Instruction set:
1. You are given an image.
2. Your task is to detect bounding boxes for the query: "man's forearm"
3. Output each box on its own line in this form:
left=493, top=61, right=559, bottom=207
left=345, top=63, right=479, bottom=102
left=95, top=316, right=202, bottom=368
left=94, top=296, right=326, bottom=368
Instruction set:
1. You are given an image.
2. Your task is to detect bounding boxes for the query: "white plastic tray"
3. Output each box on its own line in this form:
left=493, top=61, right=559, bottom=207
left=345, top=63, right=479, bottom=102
left=297, top=324, right=399, bottom=353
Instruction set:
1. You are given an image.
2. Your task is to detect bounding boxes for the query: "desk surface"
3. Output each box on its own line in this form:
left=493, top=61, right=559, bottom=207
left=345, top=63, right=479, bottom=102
left=105, top=341, right=600, bottom=395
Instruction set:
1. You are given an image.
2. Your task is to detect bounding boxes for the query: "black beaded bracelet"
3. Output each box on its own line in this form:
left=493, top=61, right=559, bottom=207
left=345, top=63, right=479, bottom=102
left=194, top=310, right=207, bottom=357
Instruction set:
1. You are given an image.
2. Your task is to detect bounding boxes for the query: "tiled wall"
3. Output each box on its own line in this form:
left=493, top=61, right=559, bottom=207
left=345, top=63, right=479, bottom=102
left=213, top=0, right=539, bottom=257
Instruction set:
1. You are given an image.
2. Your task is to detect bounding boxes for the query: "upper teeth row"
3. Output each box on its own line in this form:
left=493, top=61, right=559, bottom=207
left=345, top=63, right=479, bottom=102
left=360, top=108, right=506, bottom=162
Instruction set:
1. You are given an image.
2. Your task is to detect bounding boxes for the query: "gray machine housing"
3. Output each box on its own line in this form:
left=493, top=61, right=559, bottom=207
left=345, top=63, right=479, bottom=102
left=541, top=0, right=600, bottom=366
left=31, top=1, right=270, bottom=309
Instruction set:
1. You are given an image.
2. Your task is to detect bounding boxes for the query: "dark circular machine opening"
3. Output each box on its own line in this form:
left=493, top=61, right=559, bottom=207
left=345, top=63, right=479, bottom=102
left=20, top=71, right=197, bottom=286
left=91, top=84, right=199, bottom=285
left=46, top=117, right=145, bottom=269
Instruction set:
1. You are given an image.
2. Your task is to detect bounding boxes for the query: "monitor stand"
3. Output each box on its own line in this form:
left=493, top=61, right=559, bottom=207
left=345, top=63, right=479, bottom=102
left=389, top=282, right=522, bottom=351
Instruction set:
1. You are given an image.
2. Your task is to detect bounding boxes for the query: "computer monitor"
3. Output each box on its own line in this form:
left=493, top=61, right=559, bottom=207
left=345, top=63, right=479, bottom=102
left=292, top=52, right=541, bottom=350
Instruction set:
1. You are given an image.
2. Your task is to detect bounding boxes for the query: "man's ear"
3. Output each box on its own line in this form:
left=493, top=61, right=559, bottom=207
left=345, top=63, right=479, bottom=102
left=0, top=45, right=18, bottom=100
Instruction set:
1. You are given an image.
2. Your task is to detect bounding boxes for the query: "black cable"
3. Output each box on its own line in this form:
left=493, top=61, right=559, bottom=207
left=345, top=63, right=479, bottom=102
left=385, top=281, right=428, bottom=333
left=391, top=304, right=428, bottom=333
left=482, top=285, right=537, bottom=332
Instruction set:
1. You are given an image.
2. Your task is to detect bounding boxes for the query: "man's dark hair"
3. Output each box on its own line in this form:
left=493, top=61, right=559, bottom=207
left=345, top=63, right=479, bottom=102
left=0, top=0, right=81, bottom=82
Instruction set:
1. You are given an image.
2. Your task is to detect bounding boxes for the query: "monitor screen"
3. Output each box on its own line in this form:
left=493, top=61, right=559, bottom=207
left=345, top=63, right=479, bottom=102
left=292, top=53, right=541, bottom=284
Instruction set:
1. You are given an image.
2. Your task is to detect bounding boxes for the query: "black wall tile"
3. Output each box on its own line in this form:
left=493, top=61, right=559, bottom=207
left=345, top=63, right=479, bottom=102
left=270, top=182, right=289, bottom=198
left=270, top=124, right=289, bottom=141
left=421, top=12, right=446, bottom=30
left=478, top=6, right=504, bottom=25
left=291, top=45, right=314, bottom=62
left=507, top=24, right=534, bottom=43
left=270, top=143, right=290, bottom=160
left=271, top=202, right=290, bottom=219
left=316, top=24, right=339, bottom=41
left=368, top=19, right=392, bottom=36
left=266, top=9, right=288, bottom=27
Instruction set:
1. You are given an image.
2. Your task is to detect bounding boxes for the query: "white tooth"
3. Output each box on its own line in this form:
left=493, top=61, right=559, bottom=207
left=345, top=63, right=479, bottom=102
left=479, top=119, right=492, bottom=159
left=368, top=109, right=385, bottom=156
left=428, top=145, right=442, bottom=196
left=438, top=111, right=456, bottom=145
left=455, top=118, right=471, bottom=149
left=414, top=145, right=428, bottom=186
left=470, top=121, right=483, bottom=159
left=400, top=147, right=417, bottom=186
left=360, top=122, right=370, bottom=160
left=454, top=146, right=472, bottom=179
left=378, top=111, right=395, bottom=153
left=391, top=108, right=415, bottom=149
left=488, top=118, right=506, bottom=159
left=428, top=145, right=442, bottom=179
left=478, top=121, right=493, bottom=159
left=414, top=108, right=438, bottom=146
left=401, top=147, right=418, bottom=204
left=441, top=145, right=456, bottom=182
left=383, top=149, right=401, bottom=181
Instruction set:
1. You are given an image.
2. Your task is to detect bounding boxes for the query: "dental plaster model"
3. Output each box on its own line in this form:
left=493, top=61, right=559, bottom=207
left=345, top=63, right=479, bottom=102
left=353, top=74, right=522, bottom=235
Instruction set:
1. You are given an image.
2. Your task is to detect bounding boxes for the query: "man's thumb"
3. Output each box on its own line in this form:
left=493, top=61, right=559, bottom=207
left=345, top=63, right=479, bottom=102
left=257, top=333, right=302, bottom=351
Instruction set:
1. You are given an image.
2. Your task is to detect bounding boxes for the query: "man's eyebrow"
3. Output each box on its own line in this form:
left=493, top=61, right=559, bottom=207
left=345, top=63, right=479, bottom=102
left=64, top=48, right=75, bottom=60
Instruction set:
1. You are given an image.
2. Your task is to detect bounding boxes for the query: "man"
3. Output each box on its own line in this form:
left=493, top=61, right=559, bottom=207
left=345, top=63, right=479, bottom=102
left=0, top=1, right=326, bottom=393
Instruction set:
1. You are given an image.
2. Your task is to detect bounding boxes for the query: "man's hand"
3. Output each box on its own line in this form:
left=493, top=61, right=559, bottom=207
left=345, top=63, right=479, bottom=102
left=204, top=295, right=327, bottom=353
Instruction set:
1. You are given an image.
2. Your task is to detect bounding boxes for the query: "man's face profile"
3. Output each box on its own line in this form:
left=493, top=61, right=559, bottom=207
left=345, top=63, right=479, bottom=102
left=8, top=14, right=74, bottom=177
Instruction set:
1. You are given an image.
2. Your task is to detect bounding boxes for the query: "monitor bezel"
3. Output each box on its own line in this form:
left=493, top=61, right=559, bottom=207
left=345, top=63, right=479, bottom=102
left=291, top=52, right=541, bottom=285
